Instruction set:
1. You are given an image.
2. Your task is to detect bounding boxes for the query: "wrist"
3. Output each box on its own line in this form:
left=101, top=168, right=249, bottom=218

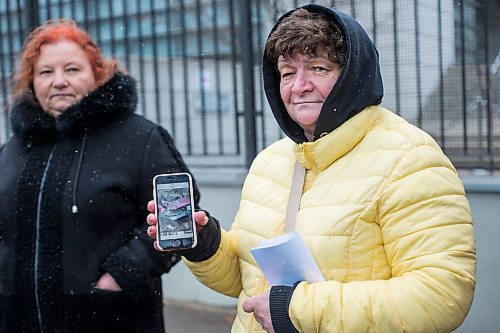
left=270, top=283, right=300, bottom=333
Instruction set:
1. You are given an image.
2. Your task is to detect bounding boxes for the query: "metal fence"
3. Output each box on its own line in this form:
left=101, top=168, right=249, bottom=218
left=1, top=0, right=499, bottom=170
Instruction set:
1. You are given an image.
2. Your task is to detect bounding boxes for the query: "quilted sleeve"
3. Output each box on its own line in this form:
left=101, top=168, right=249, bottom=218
left=288, top=143, right=476, bottom=333
left=183, top=224, right=243, bottom=298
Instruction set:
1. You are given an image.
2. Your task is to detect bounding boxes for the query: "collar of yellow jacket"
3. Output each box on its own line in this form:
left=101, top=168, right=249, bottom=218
left=294, top=106, right=381, bottom=173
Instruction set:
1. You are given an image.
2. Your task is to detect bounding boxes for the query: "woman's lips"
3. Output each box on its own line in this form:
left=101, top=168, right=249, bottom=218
left=50, top=93, right=74, bottom=99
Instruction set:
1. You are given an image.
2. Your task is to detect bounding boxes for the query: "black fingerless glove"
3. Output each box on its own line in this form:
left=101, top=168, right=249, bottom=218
left=176, top=210, right=221, bottom=262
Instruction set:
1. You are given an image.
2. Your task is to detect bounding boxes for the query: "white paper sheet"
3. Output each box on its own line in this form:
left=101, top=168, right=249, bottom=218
left=250, top=231, right=325, bottom=286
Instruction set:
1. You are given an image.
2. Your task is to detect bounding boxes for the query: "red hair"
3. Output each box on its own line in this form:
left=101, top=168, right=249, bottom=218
left=12, top=19, right=120, bottom=101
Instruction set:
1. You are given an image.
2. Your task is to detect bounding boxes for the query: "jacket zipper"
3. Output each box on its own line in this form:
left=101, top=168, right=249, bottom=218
left=34, top=146, right=55, bottom=333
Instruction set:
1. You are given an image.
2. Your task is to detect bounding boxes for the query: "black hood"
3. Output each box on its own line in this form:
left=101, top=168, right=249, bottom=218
left=262, top=4, right=383, bottom=143
left=10, top=71, right=138, bottom=145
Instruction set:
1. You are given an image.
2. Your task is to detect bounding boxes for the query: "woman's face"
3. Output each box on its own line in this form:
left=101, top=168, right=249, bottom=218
left=33, top=40, right=97, bottom=118
left=278, top=52, right=340, bottom=140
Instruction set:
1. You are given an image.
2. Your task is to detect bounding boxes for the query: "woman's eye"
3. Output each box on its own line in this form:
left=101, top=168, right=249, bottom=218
left=312, top=66, right=327, bottom=72
left=281, top=71, right=294, bottom=79
left=39, top=70, right=51, bottom=75
left=67, top=67, right=79, bottom=72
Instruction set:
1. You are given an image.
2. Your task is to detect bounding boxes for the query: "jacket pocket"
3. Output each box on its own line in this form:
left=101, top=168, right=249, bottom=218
left=0, top=293, right=18, bottom=332
left=63, top=288, right=142, bottom=332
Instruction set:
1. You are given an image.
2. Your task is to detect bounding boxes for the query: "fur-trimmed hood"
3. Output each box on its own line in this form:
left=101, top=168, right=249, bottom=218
left=10, top=71, right=137, bottom=144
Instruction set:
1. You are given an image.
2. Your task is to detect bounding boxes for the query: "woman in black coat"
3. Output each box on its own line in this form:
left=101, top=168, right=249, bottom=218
left=0, top=19, right=199, bottom=332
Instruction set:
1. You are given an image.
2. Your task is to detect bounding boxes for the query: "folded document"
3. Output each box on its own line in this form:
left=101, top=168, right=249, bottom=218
left=250, top=231, right=325, bottom=286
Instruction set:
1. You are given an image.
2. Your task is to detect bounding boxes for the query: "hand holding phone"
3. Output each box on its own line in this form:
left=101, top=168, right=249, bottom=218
left=146, top=203, right=208, bottom=233
left=153, top=173, right=197, bottom=251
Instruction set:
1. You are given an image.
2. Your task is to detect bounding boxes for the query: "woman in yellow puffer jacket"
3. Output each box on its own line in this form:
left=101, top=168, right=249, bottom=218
left=147, top=4, right=476, bottom=333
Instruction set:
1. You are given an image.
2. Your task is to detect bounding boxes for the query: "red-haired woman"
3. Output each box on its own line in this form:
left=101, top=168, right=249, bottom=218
left=0, top=19, right=199, bottom=332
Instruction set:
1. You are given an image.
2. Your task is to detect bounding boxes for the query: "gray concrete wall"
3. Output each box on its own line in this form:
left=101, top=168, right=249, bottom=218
left=455, top=175, right=500, bottom=332
left=162, top=170, right=500, bottom=332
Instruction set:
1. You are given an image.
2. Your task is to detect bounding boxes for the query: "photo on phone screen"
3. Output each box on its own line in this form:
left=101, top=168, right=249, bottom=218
left=153, top=173, right=197, bottom=251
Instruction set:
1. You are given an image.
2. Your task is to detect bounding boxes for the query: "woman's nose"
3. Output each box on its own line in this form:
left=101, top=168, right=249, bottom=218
left=291, top=71, right=313, bottom=95
left=52, top=72, right=68, bottom=88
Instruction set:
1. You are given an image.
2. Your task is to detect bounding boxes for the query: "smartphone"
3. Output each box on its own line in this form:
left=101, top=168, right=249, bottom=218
left=153, top=173, right=197, bottom=251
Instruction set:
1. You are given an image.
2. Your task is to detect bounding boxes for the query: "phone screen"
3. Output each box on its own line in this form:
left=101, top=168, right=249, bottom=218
left=154, top=173, right=196, bottom=250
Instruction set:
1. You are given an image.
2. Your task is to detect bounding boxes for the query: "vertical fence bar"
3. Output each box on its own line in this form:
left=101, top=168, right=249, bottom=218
left=438, top=0, right=445, bottom=150
left=460, top=1, right=468, bottom=152
left=150, top=0, right=161, bottom=124
left=1, top=2, right=11, bottom=136
left=228, top=0, right=241, bottom=155
left=270, top=1, right=284, bottom=141
left=122, top=0, right=131, bottom=71
left=180, top=0, right=192, bottom=154
left=211, top=0, right=224, bottom=154
left=481, top=3, right=492, bottom=169
left=371, top=0, right=376, bottom=45
left=46, top=0, right=52, bottom=19
left=57, top=0, right=64, bottom=18
left=239, top=0, right=257, bottom=168
left=272, top=1, right=278, bottom=21
left=15, top=0, right=23, bottom=57
left=350, top=0, right=356, bottom=19
left=392, top=0, right=401, bottom=115
left=107, top=0, right=115, bottom=56
left=165, top=0, right=176, bottom=139
left=26, top=0, right=39, bottom=32
left=475, top=5, right=484, bottom=162
left=135, top=0, right=146, bottom=116
left=70, top=0, right=76, bottom=21
left=414, top=0, right=423, bottom=128
left=255, top=0, right=267, bottom=149
left=14, top=0, right=24, bottom=79
left=95, top=0, right=102, bottom=43
left=5, top=1, right=16, bottom=114
left=15, top=0, right=24, bottom=40
left=195, top=0, right=208, bottom=154
left=82, top=0, right=89, bottom=30
left=0, top=17, right=8, bottom=136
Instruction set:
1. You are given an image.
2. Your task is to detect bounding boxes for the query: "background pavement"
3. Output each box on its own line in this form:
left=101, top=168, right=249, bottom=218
left=164, top=298, right=235, bottom=333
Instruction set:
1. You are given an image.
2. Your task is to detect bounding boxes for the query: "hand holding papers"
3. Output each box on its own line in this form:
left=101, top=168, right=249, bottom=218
left=250, top=231, right=325, bottom=286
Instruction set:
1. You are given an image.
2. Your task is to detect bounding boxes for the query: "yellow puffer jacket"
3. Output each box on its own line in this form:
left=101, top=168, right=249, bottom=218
left=185, top=106, right=476, bottom=333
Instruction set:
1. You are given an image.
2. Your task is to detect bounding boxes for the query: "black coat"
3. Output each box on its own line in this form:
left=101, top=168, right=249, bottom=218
left=0, top=72, right=200, bottom=332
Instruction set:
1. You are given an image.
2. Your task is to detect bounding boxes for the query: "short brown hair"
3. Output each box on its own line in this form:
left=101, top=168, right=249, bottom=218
left=12, top=19, right=120, bottom=101
left=265, top=9, right=346, bottom=68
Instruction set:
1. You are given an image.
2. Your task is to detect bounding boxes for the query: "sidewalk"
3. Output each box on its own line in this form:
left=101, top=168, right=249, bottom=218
left=164, top=298, right=236, bottom=333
